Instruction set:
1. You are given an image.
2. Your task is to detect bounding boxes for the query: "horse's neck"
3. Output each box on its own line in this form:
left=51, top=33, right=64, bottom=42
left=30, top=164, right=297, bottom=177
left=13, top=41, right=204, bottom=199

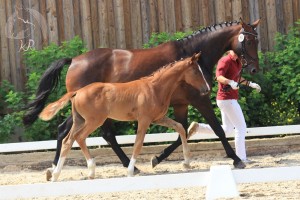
left=175, top=25, right=240, bottom=77
left=147, top=64, right=184, bottom=100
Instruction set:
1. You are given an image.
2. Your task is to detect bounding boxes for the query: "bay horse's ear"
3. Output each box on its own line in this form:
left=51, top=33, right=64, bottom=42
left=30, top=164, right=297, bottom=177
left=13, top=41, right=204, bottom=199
left=251, top=18, right=261, bottom=28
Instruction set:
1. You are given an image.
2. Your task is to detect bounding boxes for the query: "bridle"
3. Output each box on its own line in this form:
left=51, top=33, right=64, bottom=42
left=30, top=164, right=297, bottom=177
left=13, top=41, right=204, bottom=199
left=238, top=27, right=259, bottom=69
left=222, top=27, right=259, bottom=92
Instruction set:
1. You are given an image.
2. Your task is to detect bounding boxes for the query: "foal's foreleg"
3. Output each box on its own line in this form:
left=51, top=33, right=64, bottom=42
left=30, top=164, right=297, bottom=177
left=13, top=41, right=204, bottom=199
left=128, top=121, right=149, bottom=177
left=153, top=116, right=191, bottom=166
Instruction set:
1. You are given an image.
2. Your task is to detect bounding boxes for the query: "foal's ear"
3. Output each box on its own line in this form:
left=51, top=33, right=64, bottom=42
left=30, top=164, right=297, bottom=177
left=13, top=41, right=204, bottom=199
left=190, top=52, right=201, bottom=63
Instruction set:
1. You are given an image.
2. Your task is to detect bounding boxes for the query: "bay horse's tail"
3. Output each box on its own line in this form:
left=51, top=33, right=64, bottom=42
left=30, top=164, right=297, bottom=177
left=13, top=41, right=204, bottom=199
left=39, top=92, right=74, bottom=121
left=23, top=58, right=72, bottom=125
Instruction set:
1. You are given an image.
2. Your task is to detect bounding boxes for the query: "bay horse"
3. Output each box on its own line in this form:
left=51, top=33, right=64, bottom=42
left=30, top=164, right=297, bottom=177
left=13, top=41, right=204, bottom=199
left=23, top=18, right=260, bottom=179
left=39, top=53, right=208, bottom=181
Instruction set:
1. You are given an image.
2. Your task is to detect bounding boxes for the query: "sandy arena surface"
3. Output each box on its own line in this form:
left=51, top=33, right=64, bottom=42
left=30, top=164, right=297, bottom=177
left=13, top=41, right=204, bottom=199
left=0, top=135, right=300, bottom=199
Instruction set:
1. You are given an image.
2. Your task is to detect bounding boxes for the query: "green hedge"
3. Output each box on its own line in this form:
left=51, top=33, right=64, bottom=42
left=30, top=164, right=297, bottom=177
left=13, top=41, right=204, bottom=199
left=0, top=21, right=299, bottom=143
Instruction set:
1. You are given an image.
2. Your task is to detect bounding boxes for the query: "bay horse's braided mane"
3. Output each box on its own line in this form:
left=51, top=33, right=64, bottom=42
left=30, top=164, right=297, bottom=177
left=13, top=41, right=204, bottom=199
left=178, top=20, right=240, bottom=41
left=140, top=58, right=185, bottom=80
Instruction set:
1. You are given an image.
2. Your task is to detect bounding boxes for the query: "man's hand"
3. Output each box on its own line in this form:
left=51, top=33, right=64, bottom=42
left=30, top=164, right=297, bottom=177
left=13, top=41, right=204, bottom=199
left=249, top=82, right=261, bottom=92
left=228, top=80, right=239, bottom=90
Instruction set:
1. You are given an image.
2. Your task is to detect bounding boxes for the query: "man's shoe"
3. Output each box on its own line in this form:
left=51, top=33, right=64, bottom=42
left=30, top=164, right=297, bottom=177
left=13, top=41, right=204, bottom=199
left=187, top=122, right=199, bottom=139
left=242, top=159, right=255, bottom=164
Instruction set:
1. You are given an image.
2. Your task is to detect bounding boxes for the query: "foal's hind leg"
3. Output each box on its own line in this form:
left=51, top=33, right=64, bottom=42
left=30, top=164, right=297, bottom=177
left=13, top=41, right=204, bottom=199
left=75, top=123, right=100, bottom=180
left=153, top=116, right=191, bottom=167
left=47, top=116, right=73, bottom=181
left=51, top=129, right=76, bottom=182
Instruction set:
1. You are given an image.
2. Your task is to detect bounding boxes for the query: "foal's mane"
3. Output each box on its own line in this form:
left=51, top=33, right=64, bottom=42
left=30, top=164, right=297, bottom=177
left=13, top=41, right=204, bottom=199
left=140, top=58, right=186, bottom=80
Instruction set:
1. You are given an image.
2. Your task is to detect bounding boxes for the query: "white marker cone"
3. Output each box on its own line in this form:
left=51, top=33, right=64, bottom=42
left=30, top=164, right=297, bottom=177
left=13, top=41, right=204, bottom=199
left=205, top=165, right=239, bottom=200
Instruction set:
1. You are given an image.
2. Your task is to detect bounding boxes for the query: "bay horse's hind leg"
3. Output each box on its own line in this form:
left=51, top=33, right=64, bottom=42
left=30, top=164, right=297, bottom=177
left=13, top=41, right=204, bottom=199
left=101, top=120, right=140, bottom=174
left=191, top=97, right=245, bottom=169
left=152, top=116, right=191, bottom=167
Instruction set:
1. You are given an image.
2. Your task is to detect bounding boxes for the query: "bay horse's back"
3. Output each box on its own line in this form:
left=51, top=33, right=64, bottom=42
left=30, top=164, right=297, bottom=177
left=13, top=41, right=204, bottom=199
left=65, top=48, right=114, bottom=92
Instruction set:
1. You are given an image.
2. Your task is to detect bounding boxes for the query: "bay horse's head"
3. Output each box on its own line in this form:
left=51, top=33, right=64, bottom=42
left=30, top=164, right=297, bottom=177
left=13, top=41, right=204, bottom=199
left=183, top=52, right=210, bottom=95
left=233, top=18, right=261, bottom=74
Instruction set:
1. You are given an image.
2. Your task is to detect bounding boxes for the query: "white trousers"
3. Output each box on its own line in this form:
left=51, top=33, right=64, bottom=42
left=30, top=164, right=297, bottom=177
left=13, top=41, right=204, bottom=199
left=196, top=99, right=247, bottom=160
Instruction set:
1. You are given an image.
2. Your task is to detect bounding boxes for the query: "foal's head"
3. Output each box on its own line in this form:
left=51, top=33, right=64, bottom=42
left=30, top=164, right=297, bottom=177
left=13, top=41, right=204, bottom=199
left=232, top=18, right=261, bottom=74
left=182, top=52, right=210, bottom=95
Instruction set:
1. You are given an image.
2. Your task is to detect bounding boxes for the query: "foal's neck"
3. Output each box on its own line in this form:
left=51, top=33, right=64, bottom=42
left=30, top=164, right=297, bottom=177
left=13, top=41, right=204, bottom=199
left=147, top=62, right=186, bottom=99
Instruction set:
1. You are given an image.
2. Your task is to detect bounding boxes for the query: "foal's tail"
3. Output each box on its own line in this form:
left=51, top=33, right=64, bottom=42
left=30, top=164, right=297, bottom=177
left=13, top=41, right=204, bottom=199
left=23, top=58, right=72, bottom=125
left=39, top=92, right=75, bottom=121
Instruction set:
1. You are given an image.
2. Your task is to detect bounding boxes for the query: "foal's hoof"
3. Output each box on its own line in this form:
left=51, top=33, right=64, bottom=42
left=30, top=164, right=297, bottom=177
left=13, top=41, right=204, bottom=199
left=51, top=172, right=59, bottom=182
left=151, top=156, right=159, bottom=168
left=46, top=168, right=53, bottom=181
left=233, top=160, right=246, bottom=169
left=182, top=162, right=191, bottom=169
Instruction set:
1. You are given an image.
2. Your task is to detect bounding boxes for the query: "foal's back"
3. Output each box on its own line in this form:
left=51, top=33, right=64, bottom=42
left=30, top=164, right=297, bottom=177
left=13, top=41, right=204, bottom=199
left=72, top=78, right=157, bottom=123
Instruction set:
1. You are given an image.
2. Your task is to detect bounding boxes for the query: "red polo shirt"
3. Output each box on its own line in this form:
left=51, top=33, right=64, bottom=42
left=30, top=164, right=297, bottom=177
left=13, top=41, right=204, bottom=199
left=216, top=54, right=242, bottom=100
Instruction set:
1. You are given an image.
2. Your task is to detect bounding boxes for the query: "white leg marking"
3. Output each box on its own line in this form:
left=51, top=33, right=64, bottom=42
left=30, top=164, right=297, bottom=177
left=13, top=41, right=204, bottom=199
left=51, top=157, right=66, bottom=182
left=87, top=158, right=96, bottom=179
left=127, top=158, right=136, bottom=177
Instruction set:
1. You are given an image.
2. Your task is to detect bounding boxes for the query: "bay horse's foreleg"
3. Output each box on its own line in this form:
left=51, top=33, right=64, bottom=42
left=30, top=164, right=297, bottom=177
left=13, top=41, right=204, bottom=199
left=101, top=120, right=140, bottom=173
left=127, top=121, right=149, bottom=177
left=190, top=97, right=246, bottom=169
left=151, top=105, right=189, bottom=168
left=153, top=116, right=191, bottom=167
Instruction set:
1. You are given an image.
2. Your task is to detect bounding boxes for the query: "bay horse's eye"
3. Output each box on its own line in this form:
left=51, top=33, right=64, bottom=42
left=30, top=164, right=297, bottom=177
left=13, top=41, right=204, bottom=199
left=246, top=40, right=252, bottom=46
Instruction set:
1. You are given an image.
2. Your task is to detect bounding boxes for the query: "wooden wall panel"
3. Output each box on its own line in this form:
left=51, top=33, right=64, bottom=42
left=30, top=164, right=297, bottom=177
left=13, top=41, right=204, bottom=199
left=0, top=0, right=300, bottom=89
left=0, top=0, right=11, bottom=82
left=98, top=0, right=109, bottom=48
left=62, top=0, right=75, bottom=41
left=265, top=0, right=277, bottom=50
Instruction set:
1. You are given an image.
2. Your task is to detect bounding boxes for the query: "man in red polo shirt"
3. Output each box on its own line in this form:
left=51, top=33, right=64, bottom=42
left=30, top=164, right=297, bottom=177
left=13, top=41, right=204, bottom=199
left=188, top=50, right=261, bottom=162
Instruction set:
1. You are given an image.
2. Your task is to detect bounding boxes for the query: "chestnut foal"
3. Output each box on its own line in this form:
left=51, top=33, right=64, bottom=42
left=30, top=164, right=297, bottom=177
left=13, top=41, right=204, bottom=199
left=39, top=53, right=209, bottom=181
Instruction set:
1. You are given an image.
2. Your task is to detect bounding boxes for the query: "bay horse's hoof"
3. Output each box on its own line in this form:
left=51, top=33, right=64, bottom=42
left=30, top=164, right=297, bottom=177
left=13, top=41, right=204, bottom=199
left=151, top=156, right=159, bottom=168
left=134, top=167, right=140, bottom=175
left=233, top=160, right=246, bottom=169
left=46, top=168, right=52, bottom=181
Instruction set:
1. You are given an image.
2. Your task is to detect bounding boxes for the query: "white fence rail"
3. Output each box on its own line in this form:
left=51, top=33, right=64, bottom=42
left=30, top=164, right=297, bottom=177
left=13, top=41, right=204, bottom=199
left=0, top=125, right=299, bottom=153
left=1, top=165, right=300, bottom=199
